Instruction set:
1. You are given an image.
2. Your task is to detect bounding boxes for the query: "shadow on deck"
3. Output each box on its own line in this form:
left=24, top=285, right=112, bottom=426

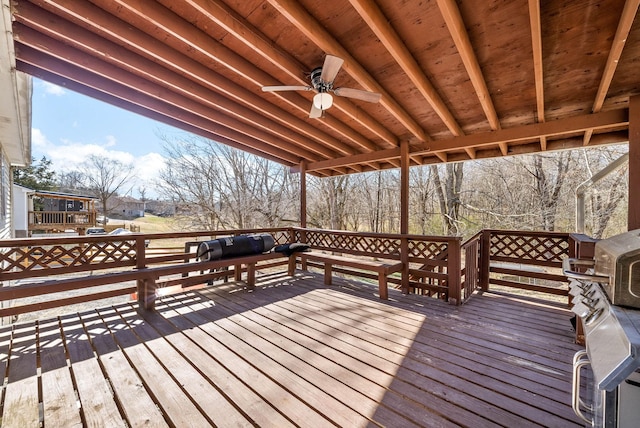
left=1, top=272, right=583, bottom=427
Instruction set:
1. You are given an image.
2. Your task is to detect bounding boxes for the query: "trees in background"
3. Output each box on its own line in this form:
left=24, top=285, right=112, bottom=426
left=79, top=155, right=136, bottom=219
left=13, top=156, right=57, bottom=191
left=158, top=135, right=298, bottom=230
left=154, top=135, right=628, bottom=238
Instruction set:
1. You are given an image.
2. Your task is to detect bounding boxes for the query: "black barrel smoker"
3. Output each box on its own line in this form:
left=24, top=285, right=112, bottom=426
left=196, top=233, right=275, bottom=262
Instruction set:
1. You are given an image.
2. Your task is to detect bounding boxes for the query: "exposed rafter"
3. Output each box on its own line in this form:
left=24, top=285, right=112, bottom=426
left=349, top=0, right=463, bottom=138
left=99, top=0, right=378, bottom=155
left=169, top=0, right=399, bottom=148
left=305, top=109, right=629, bottom=173
left=584, top=0, right=640, bottom=146
left=8, top=0, right=639, bottom=176
left=528, top=0, right=546, bottom=151
left=267, top=0, right=431, bottom=143
left=436, top=0, right=501, bottom=131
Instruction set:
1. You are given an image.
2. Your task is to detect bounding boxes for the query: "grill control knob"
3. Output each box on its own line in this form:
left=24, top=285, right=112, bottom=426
left=571, top=301, right=591, bottom=318
left=585, top=308, right=604, bottom=325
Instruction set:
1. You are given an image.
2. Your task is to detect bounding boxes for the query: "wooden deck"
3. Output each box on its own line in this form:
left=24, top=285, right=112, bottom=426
left=0, top=271, right=583, bottom=427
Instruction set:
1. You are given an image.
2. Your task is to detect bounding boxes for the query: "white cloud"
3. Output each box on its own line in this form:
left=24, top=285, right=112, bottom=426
left=32, top=130, right=166, bottom=199
left=40, top=81, right=66, bottom=96
left=31, top=128, right=50, bottom=149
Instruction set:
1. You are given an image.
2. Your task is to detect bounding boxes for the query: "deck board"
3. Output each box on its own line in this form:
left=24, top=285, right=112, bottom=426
left=0, top=271, right=584, bottom=427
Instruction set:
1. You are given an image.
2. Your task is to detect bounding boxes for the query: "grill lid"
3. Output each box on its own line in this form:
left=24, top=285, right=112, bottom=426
left=593, top=229, right=640, bottom=307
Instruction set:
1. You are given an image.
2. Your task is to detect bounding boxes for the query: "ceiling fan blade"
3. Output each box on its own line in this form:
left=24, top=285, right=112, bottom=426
left=334, top=87, right=382, bottom=103
left=309, top=103, right=323, bottom=118
left=262, top=85, right=311, bottom=92
left=320, top=55, right=344, bottom=83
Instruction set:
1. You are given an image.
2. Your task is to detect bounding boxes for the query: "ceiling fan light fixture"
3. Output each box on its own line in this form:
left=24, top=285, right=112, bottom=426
left=313, top=92, right=333, bottom=110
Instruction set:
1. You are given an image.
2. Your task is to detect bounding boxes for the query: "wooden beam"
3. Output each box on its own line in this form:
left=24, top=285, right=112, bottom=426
left=16, top=37, right=326, bottom=163
left=528, top=0, right=545, bottom=124
left=528, top=0, right=547, bottom=153
left=350, top=0, right=463, bottom=137
left=593, top=0, right=640, bottom=112
left=16, top=0, right=362, bottom=159
left=436, top=0, right=500, bottom=131
left=172, top=0, right=399, bottom=148
left=584, top=0, right=640, bottom=145
left=414, top=109, right=628, bottom=154
left=267, top=0, right=431, bottom=143
left=20, top=64, right=299, bottom=166
left=14, top=19, right=338, bottom=162
left=86, top=0, right=376, bottom=154
left=305, top=111, right=629, bottom=171
left=16, top=53, right=306, bottom=166
left=305, top=148, right=401, bottom=172
left=629, top=96, right=640, bottom=230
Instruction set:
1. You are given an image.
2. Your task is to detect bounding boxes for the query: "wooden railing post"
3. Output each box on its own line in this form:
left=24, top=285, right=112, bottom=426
left=447, top=238, right=462, bottom=305
left=401, top=235, right=409, bottom=294
left=479, top=230, right=491, bottom=292
left=135, top=236, right=155, bottom=311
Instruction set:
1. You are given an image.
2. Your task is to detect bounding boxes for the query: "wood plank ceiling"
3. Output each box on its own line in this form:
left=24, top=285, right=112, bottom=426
left=9, top=0, right=640, bottom=176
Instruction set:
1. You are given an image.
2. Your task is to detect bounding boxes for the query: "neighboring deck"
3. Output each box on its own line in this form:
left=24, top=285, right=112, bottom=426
left=1, top=272, right=583, bottom=427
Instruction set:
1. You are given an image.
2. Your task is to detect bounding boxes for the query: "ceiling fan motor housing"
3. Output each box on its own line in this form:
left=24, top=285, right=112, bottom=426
left=310, top=67, right=332, bottom=92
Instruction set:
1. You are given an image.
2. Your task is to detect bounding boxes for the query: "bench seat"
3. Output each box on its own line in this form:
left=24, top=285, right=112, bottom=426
left=288, top=250, right=403, bottom=299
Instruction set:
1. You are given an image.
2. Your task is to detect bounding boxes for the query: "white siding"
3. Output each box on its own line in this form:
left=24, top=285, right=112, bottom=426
left=0, top=151, right=10, bottom=239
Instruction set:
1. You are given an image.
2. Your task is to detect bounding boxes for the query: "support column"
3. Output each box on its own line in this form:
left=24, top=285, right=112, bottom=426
left=400, top=141, right=409, bottom=235
left=629, top=96, right=640, bottom=230
left=400, top=141, right=410, bottom=293
left=300, top=160, right=307, bottom=228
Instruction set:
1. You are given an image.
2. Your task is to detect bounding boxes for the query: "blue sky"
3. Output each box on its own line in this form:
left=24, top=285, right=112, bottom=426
left=31, top=78, right=172, bottom=197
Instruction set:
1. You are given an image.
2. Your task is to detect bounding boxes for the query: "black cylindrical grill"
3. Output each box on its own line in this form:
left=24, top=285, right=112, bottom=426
left=196, top=234, right=275, bottom=262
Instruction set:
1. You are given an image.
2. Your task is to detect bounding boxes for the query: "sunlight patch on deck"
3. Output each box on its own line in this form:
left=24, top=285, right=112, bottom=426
left=504, top=355, right=563, bottom=375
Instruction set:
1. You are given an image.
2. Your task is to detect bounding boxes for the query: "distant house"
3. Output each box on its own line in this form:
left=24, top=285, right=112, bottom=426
left=1, top=11, right=31, bottom=239
left=12, top=185, right=98, bottom=237
left=107, top=195, right=145, bottom=219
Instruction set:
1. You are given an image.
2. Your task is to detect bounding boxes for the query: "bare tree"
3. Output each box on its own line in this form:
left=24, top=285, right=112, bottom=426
left=80, top=155, right=135, bottom=219
left=308, top=175, right=352, bottom=230
left=410, top=166, right=436, bottom=234
left=581, top=148, right=629, bottom=238
left=431, top=163, right=464, bottom=235
left=157, top=134, right=298, bottom=230
left=522, top=152, right=573, bottom=231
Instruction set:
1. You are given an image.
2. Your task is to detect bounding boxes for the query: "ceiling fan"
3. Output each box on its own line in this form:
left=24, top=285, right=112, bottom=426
left=261, top=55, right=382, bottom=118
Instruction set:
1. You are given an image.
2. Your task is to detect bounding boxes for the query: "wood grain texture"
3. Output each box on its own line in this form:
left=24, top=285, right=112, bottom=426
left=0, top=272, right=584, bottom=427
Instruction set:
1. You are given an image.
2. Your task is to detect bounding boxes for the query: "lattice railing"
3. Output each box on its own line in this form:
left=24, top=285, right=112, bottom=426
left=481, top=230, right=571, bottom=297
left=408, top=239, right=448, bottom=260
left=293, top=228, right=460, bottom=302
left=295, top=229, right=401, bottom=259
left=489, top=231, right=569, bottom=265
left=0, top=240, right=138, bottom=280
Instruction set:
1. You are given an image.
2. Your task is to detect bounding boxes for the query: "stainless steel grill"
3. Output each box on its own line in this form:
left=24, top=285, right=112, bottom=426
left=564, top=229, right=640, bottom=427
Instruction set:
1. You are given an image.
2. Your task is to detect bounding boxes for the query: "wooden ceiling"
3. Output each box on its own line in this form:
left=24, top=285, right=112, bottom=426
left=10, top=0, right=640, bottom=176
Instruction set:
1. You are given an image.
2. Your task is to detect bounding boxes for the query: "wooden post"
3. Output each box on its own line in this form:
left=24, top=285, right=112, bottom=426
left=400, top=141, right=409, bottom=234
left=400, top=140, right=410, bottom=293
left=629, top=96, right=640, bottom=230
left=135, top=236, right=155, bottom=311
left=300, top=160, right=307, bottom=229
left=479, top=230, right=491, bottom=292
left=299, top=160, right=308, bottom=269
left=447, top=237, right=462, bottom=305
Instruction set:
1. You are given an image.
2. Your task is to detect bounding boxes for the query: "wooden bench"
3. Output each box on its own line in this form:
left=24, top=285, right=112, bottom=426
left=288, top=251, right=403, bottom=300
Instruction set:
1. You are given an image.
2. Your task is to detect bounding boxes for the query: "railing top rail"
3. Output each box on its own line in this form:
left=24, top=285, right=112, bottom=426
left=0, top=227, right=292, bottom=247
left=293, top=227, right=462, bottom=242
left=484, top=229, right=571, bottom=238
left=461, top=231, right=483, bottom=248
